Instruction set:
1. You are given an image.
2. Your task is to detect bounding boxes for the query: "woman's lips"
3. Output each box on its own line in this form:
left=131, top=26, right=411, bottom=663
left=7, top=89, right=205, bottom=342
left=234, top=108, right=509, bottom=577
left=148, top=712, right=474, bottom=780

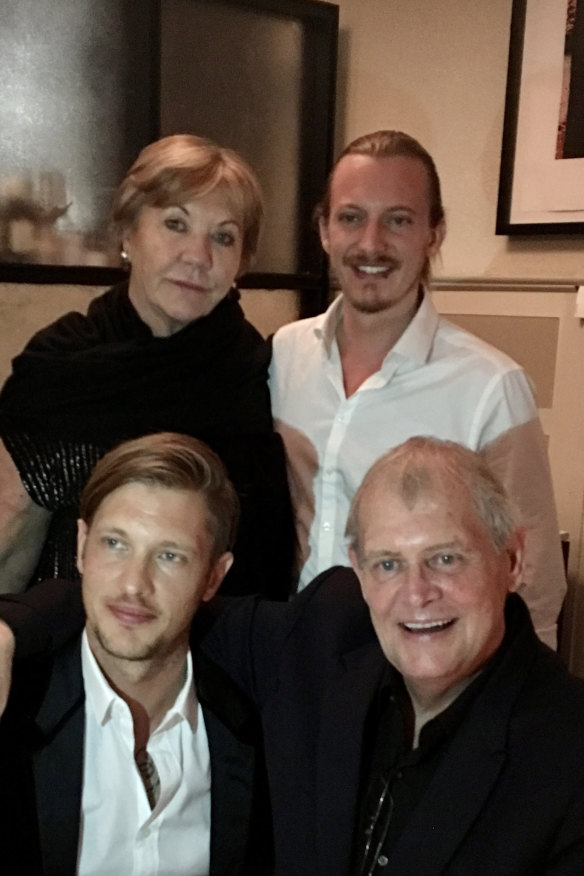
left=169, top=278, right=208, bottom=293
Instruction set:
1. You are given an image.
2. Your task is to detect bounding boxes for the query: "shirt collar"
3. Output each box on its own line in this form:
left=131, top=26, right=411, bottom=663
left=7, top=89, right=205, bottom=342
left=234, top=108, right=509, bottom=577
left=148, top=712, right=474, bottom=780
left=313, top=293, right=343, bottom=354
left=81, top=630, right=199, bottom=733
left=390, top=288, right=440, bottom=366
left=313, top=289, right=440, bottom=366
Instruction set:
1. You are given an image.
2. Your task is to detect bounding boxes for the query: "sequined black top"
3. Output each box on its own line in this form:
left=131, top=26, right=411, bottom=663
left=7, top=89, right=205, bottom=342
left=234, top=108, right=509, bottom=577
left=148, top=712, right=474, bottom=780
left=3, top=433, right=103, bottom=582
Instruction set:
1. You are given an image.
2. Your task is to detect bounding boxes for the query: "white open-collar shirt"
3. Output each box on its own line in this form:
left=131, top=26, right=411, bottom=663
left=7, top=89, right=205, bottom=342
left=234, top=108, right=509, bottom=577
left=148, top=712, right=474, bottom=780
left=269, top=291, right=566, bottom=647
left=78, top=631, right=211, bottom=876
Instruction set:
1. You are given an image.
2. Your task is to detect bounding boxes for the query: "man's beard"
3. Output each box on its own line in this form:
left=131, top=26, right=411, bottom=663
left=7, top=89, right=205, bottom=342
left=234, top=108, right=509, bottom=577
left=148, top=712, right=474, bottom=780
left=340, top=254, right=403, bottom=315
left=91, top=620, right=163, bottom=663
left=350, top=296, right=398, bottom=315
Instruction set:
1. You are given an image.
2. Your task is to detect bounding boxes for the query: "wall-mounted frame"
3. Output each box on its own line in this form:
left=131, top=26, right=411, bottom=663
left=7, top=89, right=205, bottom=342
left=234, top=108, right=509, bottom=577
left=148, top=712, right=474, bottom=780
left=497, top=0, right=584, bottom=235
left=0, top=0, right=338, bottom=311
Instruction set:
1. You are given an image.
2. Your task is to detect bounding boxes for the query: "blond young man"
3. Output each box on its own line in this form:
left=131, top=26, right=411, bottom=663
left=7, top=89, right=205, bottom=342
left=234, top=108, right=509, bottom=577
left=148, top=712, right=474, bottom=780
left=270, top=129, right=565, bottom=647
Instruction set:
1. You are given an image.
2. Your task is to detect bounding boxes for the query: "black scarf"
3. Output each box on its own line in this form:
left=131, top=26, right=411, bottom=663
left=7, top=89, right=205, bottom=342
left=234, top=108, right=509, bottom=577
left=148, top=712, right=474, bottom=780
left=0, top=282, right=273, bottom=446
left=0, top=284, right=295, bottom=598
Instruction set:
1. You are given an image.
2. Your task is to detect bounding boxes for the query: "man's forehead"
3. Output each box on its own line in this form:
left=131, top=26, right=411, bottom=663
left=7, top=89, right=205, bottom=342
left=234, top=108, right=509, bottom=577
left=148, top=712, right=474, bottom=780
left=358, top=485, right=487, bottom=561
left=368, top=464, right=460, bottom=501
left=359, top=471, right=477, bottom=527
left=92, top=482, right=210, bottom=529
left=331, top=153, right=430, bottom=195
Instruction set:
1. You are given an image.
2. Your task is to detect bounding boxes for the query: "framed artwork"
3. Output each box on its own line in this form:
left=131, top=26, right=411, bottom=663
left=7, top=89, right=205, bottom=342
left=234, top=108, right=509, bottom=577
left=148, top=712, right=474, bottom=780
left=0, top=0, right=338, bottom=304
left=497, top=0, right=584, bottom=234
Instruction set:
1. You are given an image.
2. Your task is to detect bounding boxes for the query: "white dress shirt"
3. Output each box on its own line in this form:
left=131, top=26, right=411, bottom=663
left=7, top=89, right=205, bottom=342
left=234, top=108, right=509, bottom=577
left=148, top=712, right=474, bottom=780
left=78, top=632, right=211, bottom=876
left=270, top=291, right=566, bottom=647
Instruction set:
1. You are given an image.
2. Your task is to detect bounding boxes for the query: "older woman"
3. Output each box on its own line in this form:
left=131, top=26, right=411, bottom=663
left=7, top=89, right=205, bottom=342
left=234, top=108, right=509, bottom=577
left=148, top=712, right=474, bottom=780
left=0, top=134, right=294, bottom=597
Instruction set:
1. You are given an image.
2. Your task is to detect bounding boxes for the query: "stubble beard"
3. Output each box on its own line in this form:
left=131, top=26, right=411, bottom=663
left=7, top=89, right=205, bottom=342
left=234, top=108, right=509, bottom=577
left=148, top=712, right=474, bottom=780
left=90, top=619, right=163, bottom=664
left=340, top=254, right=417, bottom=316
left=350, top=296, right=399, bottom=315
left=345, top=276, right=421, bottom=316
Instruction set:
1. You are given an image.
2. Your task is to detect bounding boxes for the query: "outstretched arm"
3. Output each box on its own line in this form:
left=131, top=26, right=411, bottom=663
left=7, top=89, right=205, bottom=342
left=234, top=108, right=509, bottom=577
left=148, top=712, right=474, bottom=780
left=0, top=578, right=84, bottom=717
left=0, top=438, right=52, bottom=594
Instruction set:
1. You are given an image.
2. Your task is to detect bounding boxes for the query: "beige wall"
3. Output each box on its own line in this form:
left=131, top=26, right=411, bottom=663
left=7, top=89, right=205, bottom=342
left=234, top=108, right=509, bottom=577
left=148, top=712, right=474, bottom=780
left=0, top=285, right=104, bottom=382
left=2, top=0, right=584, bottom=669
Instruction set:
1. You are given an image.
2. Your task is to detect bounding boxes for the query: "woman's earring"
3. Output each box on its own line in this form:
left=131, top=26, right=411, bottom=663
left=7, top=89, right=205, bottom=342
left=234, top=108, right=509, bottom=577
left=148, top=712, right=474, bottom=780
left=121, top=247, right=130, bottom=268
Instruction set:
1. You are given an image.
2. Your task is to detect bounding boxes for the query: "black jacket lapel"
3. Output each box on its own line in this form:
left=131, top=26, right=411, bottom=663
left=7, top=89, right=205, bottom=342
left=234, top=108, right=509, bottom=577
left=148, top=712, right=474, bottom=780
left=316, top=643, right=387, bottom=874
left=383, top=602, right=540, bottom=874
left=197, top=647, right=273, bottom=875
left=205, top=706, right=257, bottom=875
left=33, top=639, right=85, bottom=876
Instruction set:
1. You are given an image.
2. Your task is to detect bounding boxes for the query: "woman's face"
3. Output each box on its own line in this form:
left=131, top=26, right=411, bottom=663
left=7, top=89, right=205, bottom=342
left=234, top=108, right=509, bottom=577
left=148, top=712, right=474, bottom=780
left=124, top=188, right=244, bottom=337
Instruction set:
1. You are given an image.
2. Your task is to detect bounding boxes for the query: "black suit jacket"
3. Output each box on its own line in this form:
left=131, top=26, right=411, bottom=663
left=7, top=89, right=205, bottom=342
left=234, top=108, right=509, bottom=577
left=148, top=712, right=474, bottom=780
left=203, top=567, right=584, bottom=875
left=3, top=573, right=584, bottom=875
left=0, top=622, right=271, bottom=876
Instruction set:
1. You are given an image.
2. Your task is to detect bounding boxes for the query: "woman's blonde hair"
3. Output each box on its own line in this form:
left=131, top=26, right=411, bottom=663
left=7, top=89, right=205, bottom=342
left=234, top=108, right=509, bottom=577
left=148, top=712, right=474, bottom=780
left=112, top=134, right=263, bottom=273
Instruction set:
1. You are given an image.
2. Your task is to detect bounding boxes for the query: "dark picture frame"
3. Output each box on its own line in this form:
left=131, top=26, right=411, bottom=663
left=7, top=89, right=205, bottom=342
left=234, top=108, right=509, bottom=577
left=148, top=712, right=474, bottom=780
left=497, top=0, right=584, bottom=235
left=159, top=0, right=338, bottom=303
left=0, top=0, right=338, bottom=303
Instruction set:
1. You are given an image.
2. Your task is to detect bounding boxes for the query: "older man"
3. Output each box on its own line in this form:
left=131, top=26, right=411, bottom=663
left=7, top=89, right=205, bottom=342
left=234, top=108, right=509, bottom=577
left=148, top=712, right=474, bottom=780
left=0, top=433, right=269, bottom=876
left=1, top=438, right=583, bottom=874
left=270, top=129, right=565, bottom=647
left=203, top=437, right=584, bottom=874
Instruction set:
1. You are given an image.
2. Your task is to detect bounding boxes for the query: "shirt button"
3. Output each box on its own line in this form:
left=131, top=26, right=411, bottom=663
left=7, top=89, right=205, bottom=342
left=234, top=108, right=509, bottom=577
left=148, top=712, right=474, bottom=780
left=396, top=770, right=403, bottom=780
left=322, top=521, right=331, bottom=531
left=377, top=855, right=389, bottom=867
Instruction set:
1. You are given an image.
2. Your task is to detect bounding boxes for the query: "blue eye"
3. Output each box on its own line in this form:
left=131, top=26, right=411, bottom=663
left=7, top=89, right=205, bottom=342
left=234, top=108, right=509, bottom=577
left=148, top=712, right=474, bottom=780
left=384, top=213, right=413, bottom=230
left=212, top=230, right=236, bottom=247
left=102, top=536, right=124, bottom=552
left=381, top=558, right=398, bottom=571
left=370, top=557, right=403, bottom=579
left=426, top=553, right=465, bottom=573
left=337, top=211, right=362, bottom=226
left=164, top=216, right=187, bottom=233
left=158, top=550, right=187, bottom=565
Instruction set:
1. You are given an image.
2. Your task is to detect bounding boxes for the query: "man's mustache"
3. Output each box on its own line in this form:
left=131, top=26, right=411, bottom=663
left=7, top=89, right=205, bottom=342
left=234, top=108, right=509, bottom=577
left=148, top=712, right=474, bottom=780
left=343, top=253, right=401, bottom=271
